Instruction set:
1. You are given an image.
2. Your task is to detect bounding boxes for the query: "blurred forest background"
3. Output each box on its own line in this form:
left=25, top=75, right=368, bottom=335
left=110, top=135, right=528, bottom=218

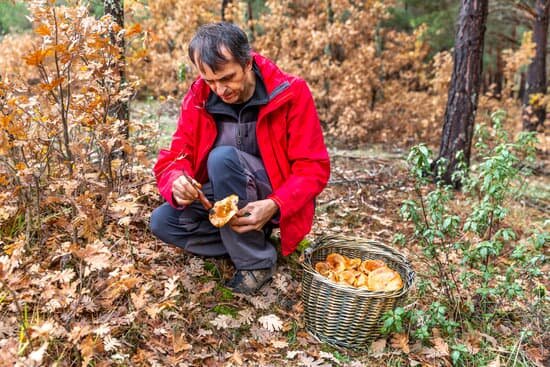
left=0, top=0, right=548, bottom=366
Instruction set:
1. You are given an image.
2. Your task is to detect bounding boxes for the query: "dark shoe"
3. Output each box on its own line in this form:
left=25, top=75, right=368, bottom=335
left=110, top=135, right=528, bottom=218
left=226, top=265, right=276, bottom=295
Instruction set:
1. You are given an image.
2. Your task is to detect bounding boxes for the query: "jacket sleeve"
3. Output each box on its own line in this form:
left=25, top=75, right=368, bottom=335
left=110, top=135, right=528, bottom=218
left=268, top=79, right=330, bottom=217
left=153, top=93, right=197, bottom=208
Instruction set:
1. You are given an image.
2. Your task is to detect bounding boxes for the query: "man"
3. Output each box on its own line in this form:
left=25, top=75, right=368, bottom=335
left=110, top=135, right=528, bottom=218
left=150, top=22, right=330, bottom=294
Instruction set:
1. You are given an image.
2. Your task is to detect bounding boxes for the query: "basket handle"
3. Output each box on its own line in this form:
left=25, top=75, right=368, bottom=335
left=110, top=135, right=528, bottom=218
left=303, top=234, right=335, bottom=259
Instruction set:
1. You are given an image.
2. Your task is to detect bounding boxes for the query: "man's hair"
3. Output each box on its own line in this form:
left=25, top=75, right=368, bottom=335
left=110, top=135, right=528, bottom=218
left=188, top=22, right=252, bottom=72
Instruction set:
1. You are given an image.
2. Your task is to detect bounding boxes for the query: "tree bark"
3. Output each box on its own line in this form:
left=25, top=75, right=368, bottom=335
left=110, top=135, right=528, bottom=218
left=435, top=0, right=488, bottom=187
left=522, top=0, right=549, bottom=132
left=104, top=0, right=129, bottom=138
left=494, top=49, right=503, bottom=99
left=221, top=0, right=232, bottom=21
left=247, top=0, right=255, bottom=41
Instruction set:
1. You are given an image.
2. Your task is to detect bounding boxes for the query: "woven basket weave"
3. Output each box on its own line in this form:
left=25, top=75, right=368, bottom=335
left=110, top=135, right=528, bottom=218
left=301, top=235, right=415, bottom=350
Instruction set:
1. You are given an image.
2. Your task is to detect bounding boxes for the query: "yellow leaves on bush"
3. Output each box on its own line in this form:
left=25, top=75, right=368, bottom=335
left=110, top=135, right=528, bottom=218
left=125, top=23, right=142, bottom=38
left=23, top=49, right=49, bottom=66
left=39, top=77, right=64, bottom=92
left=34, top=23, right=51, bottom=37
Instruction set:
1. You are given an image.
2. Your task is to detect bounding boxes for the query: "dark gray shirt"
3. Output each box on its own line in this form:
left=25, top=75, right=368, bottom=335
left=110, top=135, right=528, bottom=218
left=205, top=63, right=269, bottom=157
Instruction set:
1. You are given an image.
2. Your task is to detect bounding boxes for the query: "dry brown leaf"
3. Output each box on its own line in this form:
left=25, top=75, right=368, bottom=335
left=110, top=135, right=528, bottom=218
left=525, top=347, right=548, bottom=367
left=172, top=331, right=192, bottom=353
left=271, top=339, right=289, bottom=349
left=390, top=333, right=410, bottom=354
left=230, top=349, right=244, bottom=366
left=370, top=338, right=387, bottom=358
left=464, top=331, right=481, bottom=355
left=486, top=357, right=501, bottom=367
left=130, top=286, right=149, bottom=310
left=79, top=335, right=103, bottom=367
left=432, top=336, right=450, bottom=356
left=258, top=314, right=283, bottom=332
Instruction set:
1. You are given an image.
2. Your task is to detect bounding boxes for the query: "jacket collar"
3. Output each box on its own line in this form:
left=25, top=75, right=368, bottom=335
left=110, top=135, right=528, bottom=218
left=204, top=62, right=269, bottom=116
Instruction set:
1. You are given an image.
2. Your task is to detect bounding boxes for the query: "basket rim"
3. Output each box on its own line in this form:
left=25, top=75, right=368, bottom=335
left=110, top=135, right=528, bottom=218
left=301, top=235, right=415, bottom=298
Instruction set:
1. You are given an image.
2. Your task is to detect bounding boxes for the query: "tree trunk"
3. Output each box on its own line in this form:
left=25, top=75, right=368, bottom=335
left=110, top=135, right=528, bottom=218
left=494, top=49, right=503, bottom=99
left=435, top=0, right=488, bottom=187
left=522, top=0, right=549, bottom=132
left=247, top=0, right=255, bottom=41
left=104, top=0, right=129, bottom=138
left=221, top=0, right=232, bottom=21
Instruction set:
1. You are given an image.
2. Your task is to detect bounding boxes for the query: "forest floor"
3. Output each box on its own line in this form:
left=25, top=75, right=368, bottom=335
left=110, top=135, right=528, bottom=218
left=114, top=100, right=549, bottom=366
left=7, top=100, right=546, bottom=366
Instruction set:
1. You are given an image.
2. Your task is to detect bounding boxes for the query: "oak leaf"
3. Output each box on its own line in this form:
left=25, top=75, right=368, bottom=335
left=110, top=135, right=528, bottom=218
left=390, top=333, right=410, bottom=354
left=210, top=314, right=235, bottom=330
left=258, top=314, right=283, bottom=332
left=370, top=338, right=387, bottom=358
left=172, top=332, right=192, bottom=353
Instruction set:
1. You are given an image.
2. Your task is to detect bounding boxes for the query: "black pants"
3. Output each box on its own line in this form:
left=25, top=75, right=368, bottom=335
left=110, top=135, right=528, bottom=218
left=150, top=146, right=277, bottom=270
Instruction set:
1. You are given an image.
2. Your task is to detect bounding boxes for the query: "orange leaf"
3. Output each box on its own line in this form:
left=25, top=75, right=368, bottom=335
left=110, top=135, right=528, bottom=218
left=39, top=77, right=64, bottom=92
left=390, top=333, right=410, bottom=354
left=79, top=335, right=103, bottom=367
left=370, top=338, right=387, bottom=358
left=432, top=336, right=449, bottom=356
left=172, top=332, right=192, bottom=354
left=35, top=24, right=51, bottom=36
left=23, top=50, right=47, bottom=66
left=125, top=23, right=142, bottom=37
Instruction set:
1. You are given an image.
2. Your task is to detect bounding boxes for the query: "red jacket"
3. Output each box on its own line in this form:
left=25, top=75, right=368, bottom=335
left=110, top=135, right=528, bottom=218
left=153, top=53, right=330, bottom=255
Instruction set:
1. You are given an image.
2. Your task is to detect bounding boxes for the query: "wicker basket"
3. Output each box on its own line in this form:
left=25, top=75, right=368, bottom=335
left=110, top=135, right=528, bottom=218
left=301, top=235, right=415, bottom=350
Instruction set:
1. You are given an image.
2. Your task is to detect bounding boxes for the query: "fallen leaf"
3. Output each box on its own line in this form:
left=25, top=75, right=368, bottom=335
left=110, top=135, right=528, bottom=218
left=29, top=342, right=48, bottom=363
left=271, top=339, right=289, bottom=349
left=486, top=357, right=500, bottom=367
left=211, top=314, right=236, bottom=330
left=230, top=350, right=244, bottom=366
left=172, top=331, right=192, bottom=353
left=370, top=338, right=387, bottom=358
left=258, top=314, right=283, bottom=332
left=525, top=347, right=547, bottom=367
left=464, top=331, right=481, bottom=355
left=432, top=336, right=449, bottom=356
left=390, top=333, right=410, bottom=354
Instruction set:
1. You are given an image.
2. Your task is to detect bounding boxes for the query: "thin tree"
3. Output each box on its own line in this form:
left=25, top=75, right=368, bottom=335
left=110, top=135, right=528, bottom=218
left=221, top=0, right=232, bottom=21
left=521, top=0, right=549, bottom=131
left=104, top=0, right=129, bottom=138
left=435, top=0, right=489, bottom=187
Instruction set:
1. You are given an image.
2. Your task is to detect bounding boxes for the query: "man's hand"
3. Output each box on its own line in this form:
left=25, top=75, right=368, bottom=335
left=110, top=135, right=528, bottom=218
left=230, top=199, right=279, bottom=233
left=172, top=174, right=199, bottom=206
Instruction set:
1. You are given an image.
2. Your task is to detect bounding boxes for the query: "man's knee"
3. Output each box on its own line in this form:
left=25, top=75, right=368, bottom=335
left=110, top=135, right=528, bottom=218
left=207, top=146, right=240, bottom=176
left=149, top=205, right=168, bottom=240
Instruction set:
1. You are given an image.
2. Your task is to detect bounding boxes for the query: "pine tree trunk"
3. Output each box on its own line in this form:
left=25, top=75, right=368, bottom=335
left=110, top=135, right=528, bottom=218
left=522, top=0, right=549, bottom=132
left=104, top=0, right=129, bottom=138
left=494, top=49, right=503, bottom=99
left=435, top=0, right=488, bottom=187
left=221, top=0, right=232, bottom=21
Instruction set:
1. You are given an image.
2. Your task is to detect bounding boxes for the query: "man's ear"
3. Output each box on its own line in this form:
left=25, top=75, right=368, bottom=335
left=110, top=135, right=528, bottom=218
left=244, top=59, right=253, bottom=72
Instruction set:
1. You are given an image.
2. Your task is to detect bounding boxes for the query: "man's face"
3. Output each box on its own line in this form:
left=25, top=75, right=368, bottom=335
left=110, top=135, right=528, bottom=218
left=195, top=48, right=253, bottom=104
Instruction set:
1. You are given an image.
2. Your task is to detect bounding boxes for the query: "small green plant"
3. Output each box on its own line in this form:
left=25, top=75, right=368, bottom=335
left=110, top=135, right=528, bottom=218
left=212, top=304, right=238, bottom=317
left=395, top=110, right=544, bottom=361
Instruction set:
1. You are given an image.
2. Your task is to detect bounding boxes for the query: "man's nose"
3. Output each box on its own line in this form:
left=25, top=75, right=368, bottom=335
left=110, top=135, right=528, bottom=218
left=215, top=82, right=227, bottom=95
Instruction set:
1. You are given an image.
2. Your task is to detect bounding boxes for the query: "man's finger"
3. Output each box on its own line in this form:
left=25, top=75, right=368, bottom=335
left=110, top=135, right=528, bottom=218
left=232, top=214, right=255, bottom=226
left=231, top=224, right=258, bottom=233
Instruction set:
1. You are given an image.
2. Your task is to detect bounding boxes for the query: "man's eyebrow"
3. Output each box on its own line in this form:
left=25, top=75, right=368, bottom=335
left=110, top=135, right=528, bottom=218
left=204, top=72, right=235, bottom=83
